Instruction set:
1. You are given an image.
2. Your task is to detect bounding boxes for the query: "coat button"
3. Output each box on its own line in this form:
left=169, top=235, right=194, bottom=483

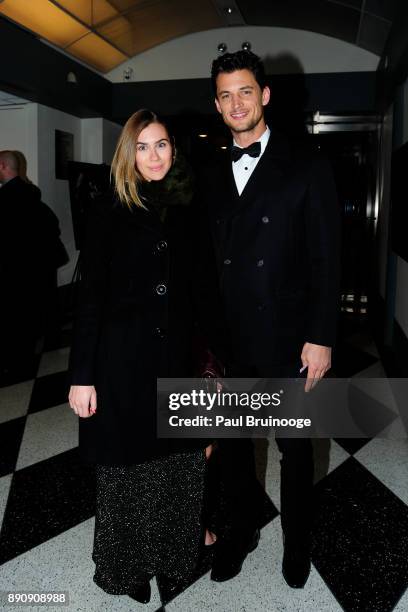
left=257, top=259, right=264, bottom=267
left=156, top=283, right=167, bottom=295
left=157, top=240, right=167, bottom=251
left=155, top=327, right=166, bottom=338
left=262, top=216, right=269, bottom=224
left=224, top=258, right=231, bottom=265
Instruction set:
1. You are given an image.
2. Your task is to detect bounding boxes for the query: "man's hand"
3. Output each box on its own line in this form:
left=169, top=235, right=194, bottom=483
left=301, top=343, right=331, bottom=392
left=68, top=385, right=97, bottom=418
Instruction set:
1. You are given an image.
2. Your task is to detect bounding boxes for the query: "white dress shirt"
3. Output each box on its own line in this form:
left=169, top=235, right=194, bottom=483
left=232, top=126, right=271, bottom=196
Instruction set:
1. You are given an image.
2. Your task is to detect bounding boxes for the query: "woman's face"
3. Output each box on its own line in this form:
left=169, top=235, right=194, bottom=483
left=135, top=122, right=172, bottom=181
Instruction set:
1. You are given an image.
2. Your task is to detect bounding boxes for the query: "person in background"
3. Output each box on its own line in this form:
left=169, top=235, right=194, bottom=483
left=68, top=109, right=214, bottom=605
left=0, top=150, right=66, bottom=380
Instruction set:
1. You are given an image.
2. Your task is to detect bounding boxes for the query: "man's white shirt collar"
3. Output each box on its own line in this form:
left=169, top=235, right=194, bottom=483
left=233, top=125, right=271, bottom=156
left=232, top=126, right=271, bottom=196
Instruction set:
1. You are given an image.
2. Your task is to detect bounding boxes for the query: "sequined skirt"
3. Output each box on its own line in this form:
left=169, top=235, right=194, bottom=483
left=92, top=449, right=206, bottom=595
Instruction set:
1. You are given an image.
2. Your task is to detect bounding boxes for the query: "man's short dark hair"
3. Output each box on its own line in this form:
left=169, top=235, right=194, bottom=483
left=211, top=50, right=266, bottom=95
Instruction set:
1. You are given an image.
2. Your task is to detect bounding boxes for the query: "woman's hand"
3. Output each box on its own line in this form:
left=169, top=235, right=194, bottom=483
left=68, top=385, right=97, bottom=418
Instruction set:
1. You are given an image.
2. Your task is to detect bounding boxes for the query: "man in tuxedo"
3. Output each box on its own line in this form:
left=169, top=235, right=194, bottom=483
left=202, top=51, right=341, bottom=588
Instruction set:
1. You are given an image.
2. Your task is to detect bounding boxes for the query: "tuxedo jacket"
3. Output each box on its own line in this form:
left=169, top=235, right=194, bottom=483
left=199, top=130, right=341, bottom=369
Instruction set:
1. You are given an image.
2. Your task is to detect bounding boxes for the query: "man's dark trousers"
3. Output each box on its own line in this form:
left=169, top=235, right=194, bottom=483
left=211, top=362, right=313, bottom=551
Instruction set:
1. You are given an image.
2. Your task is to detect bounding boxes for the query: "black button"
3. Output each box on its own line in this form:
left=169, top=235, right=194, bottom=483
left=257, top=304, right=265, bottom=311
left=157, top=240, right=167, bottom=251
left=156, top=284, right=167, bottom=295
left=155, top=327, right=166, bottom=338
left=244, top=166, right=248, bottom=170
left=257, top=259, right=264, bottom=267
left=262, top=216, right=269, bottom=224
left=224, top=258, right=231, bottom=265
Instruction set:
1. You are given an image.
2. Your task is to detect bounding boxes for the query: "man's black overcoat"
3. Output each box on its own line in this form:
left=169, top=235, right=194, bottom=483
left=0, top=176, right=64, bottom=366
left=201, top=131, right=341, bottom=369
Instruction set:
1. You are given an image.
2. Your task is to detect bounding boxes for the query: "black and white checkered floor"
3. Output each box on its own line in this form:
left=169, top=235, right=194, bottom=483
left=1, top=323, right=408, bottom=612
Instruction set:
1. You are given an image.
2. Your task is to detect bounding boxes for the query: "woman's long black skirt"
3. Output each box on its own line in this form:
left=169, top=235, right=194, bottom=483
left=92, top=448, right=206, bottom=595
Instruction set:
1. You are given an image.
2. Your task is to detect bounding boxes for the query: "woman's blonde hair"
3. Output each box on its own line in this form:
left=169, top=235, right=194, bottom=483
left=111, top=109, right=172, bottom=209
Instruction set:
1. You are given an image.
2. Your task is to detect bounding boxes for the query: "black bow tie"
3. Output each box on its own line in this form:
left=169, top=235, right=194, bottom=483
left=231, top=141, right=261, bottom=162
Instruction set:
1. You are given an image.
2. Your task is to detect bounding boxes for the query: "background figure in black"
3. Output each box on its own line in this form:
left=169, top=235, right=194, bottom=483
left=0, top=150, right=67, bottom=381
left=198, top=51, right=341, bottom=590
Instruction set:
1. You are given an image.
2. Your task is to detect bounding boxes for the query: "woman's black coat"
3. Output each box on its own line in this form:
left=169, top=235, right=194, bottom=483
left=69, top=193, right=203, bottom=465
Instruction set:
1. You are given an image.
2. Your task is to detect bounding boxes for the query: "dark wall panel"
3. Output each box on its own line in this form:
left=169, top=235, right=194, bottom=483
left=112, top=72, right=377, bottom=123
left=0, top=17, right=112, bottom=118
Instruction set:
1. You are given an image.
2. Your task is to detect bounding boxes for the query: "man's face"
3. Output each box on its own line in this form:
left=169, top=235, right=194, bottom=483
left=214, top=69, right=270, bottom=134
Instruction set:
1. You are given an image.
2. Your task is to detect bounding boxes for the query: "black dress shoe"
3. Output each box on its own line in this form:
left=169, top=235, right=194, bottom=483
left=282, top=543, right=311, bottom=588
left=128, top=581, right=151, bottom=603
left=211, top=528, right=260, bottom=582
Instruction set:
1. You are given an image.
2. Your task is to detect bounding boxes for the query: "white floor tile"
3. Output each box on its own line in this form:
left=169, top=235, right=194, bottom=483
left=355, top=439, right=408, bottom=505
left=394, top=586, right=408, bottom=611
left=0, top=380, right=34, bottom=424
left=0, top=518, right=162, bottom=612
left=255, top=439, right=281, bottom=510
left=0, top=474, right=12, bottom=531
left=37, top=348, right=70, bottom=378
left=313, top=439, right=350, bottom=484
left=167, top=518, right=343, bottom=612
left=16, top=403, right=78, bottom=470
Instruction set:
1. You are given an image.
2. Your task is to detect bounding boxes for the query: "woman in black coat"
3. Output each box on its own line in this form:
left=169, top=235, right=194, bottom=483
left=68, top=110, right=213, bottom=604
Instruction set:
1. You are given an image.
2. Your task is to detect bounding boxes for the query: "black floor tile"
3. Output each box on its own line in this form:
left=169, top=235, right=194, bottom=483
left=334, top=438, right=371, bottom=454
left=312, top=457, right=408, bottom=612
left=0, top=355, right=40, bottom=389
left=43, top=327, right=72, bottom=351
left=0, top=417, right=26, bottom=477
left=0, top=448, right=95, bottom=565
left=28, top=370, right=69, bottom=414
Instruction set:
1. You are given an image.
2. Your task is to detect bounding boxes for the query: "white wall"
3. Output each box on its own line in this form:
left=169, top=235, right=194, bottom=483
left=102, top=119, right=121, bottom=165
left=107, top=26, right=379, bottom=82
left=0, top=100, right=122, bottom=286
left=80, top=118, right=120, bottom=165
left=0, top=104, right=38, bottom=183
left=37, top=104, right=83, bottom=286
left=81, top=118, right=104, bottom=164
